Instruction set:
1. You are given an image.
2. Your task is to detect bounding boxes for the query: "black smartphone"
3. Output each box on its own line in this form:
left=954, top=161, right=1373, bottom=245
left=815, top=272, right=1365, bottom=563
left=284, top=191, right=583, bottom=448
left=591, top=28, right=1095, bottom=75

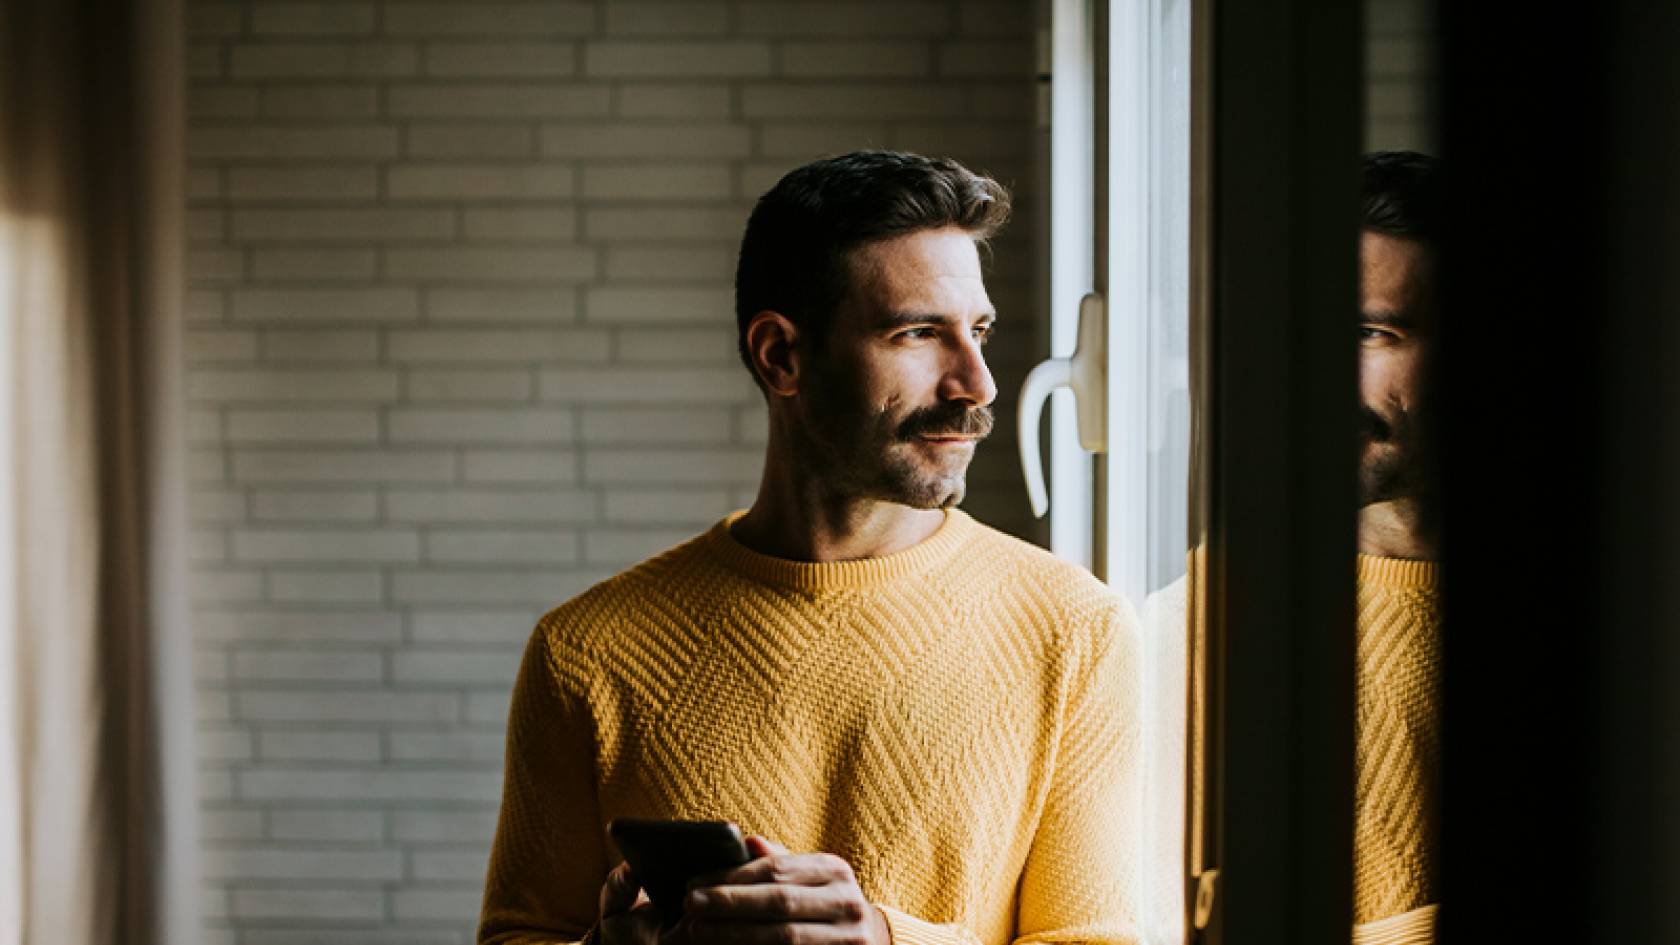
left=606, top=818, right=753, bottom=928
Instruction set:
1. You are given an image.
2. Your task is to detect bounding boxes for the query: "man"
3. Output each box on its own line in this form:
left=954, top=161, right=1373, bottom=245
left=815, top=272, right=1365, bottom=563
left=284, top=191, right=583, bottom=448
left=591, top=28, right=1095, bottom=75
left=477, top=151, right=1141, bottom=945
left=1350, top=150, right=1442, bottom=944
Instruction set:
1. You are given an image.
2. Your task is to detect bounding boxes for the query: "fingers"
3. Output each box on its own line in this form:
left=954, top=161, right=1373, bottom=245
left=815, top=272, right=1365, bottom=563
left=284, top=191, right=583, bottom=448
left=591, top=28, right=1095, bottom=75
left=686, top=883, right=870, bottom=923
left=600, top=861, right=643, bottom=917
left=683, top=921, right=868, bottom=945
left=747, top=834, right=790, bottom=858
left=692, top=852, right=855, bottom=890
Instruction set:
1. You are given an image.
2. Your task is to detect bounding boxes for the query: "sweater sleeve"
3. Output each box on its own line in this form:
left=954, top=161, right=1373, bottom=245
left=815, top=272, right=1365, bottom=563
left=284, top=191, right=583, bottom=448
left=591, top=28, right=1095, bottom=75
left=478, top=623, right=610, bottom=945
left=1012, top=598, right=1143, bottom=945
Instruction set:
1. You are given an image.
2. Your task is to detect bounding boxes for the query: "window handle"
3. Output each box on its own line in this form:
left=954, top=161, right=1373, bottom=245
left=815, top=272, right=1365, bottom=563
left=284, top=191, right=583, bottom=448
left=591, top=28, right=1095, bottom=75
left=1017, top=291, right=1107, bottom=517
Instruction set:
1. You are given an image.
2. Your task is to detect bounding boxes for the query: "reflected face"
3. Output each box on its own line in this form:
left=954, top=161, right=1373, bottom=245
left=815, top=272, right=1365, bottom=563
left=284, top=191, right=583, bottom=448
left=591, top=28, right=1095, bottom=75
left=1359, top=230, right=1437, bottom=506
left=794, top=226, right=999, bottom=510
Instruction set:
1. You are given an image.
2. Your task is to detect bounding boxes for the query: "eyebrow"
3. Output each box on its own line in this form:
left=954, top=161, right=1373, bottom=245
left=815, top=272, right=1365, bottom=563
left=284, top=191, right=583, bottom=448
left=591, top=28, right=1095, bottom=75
left=876, top=311, right=997, bottom=331
left=1360, top=308, right=1412, bottom=327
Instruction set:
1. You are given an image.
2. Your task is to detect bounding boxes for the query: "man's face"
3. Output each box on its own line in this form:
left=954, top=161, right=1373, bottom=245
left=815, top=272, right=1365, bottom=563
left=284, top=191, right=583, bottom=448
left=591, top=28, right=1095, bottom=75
left=1359, top=230, right=1438, bottom=507
left=793, top=226, right=998, bottom=510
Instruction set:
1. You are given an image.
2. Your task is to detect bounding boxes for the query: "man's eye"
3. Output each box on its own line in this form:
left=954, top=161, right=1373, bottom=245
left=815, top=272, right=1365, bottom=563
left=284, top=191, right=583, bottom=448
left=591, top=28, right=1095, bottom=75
left=974, top=325, right=995, bottom=344
left=900, top=327, right=937, bottom=340
left=1359, top=325, right=1394, bottom=341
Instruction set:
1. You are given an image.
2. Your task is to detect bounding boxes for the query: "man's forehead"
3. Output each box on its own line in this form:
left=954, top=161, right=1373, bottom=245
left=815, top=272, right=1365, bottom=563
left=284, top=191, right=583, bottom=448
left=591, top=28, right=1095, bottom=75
left=846, top=228, right=988, bottom=306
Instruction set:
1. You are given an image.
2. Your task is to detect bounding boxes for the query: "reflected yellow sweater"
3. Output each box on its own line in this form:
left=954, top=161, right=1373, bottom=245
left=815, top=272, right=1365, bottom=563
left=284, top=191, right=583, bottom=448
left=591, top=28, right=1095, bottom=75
left=1352, top=556, right=1441, bottom=944
left=478, top=509, right=1142, bottom=945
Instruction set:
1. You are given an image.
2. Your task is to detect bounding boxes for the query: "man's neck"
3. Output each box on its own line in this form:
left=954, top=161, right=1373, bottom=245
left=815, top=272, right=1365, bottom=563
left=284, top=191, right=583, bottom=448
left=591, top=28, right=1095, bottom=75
left=1357, top=497, right=1439, bottom=560
left=731, top=450, right=945, bottom=563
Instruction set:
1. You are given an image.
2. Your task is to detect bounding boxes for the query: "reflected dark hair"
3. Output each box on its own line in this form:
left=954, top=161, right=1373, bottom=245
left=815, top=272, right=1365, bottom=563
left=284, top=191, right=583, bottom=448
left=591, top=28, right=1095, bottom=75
left=734, top=150, right=1012, bottom=382
left=1362, top=150, right=1442, bottom=244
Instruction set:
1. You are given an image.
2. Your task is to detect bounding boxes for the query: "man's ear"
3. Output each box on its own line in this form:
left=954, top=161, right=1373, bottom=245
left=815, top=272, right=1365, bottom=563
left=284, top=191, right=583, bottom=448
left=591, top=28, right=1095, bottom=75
left=744, top=310, right=801, bottom=397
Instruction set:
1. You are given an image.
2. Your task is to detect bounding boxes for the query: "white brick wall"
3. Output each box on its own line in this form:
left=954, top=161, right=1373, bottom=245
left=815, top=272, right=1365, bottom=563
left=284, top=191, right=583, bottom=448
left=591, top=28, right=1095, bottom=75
left=1366, top=0, right=1438, bottom=153
left=184, top=2, right=1040, bottom=941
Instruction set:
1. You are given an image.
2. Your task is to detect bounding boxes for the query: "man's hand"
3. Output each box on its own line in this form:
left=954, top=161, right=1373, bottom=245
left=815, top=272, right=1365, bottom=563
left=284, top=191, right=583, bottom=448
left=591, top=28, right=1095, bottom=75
left=681, top=836, right=891, bottom=945
left=597, top=861, right=663, bottom=945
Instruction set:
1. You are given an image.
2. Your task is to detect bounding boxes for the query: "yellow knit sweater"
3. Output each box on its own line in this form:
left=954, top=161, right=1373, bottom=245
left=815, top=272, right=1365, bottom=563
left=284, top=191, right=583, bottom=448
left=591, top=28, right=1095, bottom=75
left=478, top=509, right=1142, bottom=945
left=1351, top=555, right=1441, bottom=944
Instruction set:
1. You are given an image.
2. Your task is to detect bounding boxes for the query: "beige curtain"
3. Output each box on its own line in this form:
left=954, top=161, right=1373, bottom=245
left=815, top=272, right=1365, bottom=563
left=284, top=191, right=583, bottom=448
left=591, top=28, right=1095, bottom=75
left=0, top=1, right=198, bottom=944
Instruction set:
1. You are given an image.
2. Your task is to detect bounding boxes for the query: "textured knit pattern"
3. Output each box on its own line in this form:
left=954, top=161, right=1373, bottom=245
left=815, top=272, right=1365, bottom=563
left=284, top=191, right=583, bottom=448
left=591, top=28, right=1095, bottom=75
left=1352, top=555, right=1441, bottom=934
left=478, top=509, right=1142, bottom=945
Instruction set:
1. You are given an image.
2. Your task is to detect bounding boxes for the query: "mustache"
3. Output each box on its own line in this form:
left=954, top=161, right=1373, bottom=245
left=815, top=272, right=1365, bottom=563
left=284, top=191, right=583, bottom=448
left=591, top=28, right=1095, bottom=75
left=897, top=403, right=995, bottom=441
left=1361, top=405, right=1393, bottom=442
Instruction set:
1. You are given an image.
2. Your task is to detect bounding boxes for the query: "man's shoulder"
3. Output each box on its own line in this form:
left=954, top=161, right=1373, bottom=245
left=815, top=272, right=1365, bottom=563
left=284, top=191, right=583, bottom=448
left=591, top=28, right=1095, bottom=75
left=959, top=515, right=1119, bottom=605
left=531, top=526, right=719, bottom=661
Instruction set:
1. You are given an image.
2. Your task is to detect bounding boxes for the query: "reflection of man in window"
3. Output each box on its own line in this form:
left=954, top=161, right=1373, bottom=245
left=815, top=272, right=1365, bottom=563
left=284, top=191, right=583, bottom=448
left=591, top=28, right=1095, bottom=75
left=477, top=151, right=1141, bottom=945
left=1352, top=150, right=1442, bottom=944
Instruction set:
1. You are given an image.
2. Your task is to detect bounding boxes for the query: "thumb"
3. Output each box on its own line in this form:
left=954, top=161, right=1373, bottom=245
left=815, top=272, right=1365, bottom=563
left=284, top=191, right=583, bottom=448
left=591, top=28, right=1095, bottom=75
left=746, top=835, right=790, bottom=858
left=600, top=861, right=643, bottom=917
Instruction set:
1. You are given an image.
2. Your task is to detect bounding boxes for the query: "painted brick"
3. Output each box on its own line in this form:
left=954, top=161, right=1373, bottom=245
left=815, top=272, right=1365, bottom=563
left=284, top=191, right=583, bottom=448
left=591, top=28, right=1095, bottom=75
left=208, top=848, right=402, bottom=881
left=780, top=41, right=932, bottom=78
left=460, top=450, right=578, bottom=483
left=586, top=286, right=732, bottom=324
left=580, top=408, right=731, bottom=444
left=424, top=530, right=579, bottom=564
left=390, top=887, right=487, bottom=922
left=191, top=529, right=230, bottom=562
left=191, top=87, right=260, bottom=119
left=584, top=448, right=762, bottom=485
left=736, top=3, right=951, bottom=37
left=251, top=3, right=376, bottom=36
left=616, top=84, right=731, bottom=119
left=261, top=329, right=381, bottom=362
left=251, top=249, right=379, bottom=283
left=538, top=367, right=756, bottom=404
left=250, top=489, right=378, bottom=522
left=464, top=690, right=513, bottom=724
left=188, top=249, right=244, bottom=282
left=268, top=569, right=385, bottom=603
left=189, top=368, right=399, bottom=403
left=958, top=1, right=1034, bottom=36
left=227, top=165, right=378, bottom=200
left=234, top=648, right=385, bottom=682
left=267, top=808, right=384, bottom=842
left=190, top=489, right=247, bottom=523
left=381, top=3, right=595, bottom=37
left=409, top=611, right=540, bottom=645
left=539, top=123, right=751, bottom=159
left=603, top=3, right=730, bottom=36
left=383, top=247, right=599, bottom=283
left=186, top=409, right=223, bottom=443
left=187, top=44, right=225, bottom=78
left=388, top=732, right=505, bottom=764
left=236, top=691, right=459, bottom=724
left=234, top=289, right=418, bottom=323
left=187, top=168, right=223, bottom=199
left=227, top=409, right=380, bottom=444
left=390, top=809, right=499, bottom=843
left=201, top=809, right=265, bottom=841
left=260, top=84, right=379, bottom=119
left=937, top=40, right=1034, bottom=77
left=231, top=209, right=453, bottom=243
left=740, top=83, right=967, bottom=119
left=189, top=448, right=229, bottom=483
left=190, top=4, right=244, bottom=36
left=231, top=888, right=384, bottom=922
left=584, top=529, right=694, bottom=565
left=462, top=208, right=578, bottom=241
left=186, top=329, right=259, bottom=361
left=584, top=42, right=772, bottom=78
left=390, top=569, right=595, bottom=605
left=406, top=370, right=535, bottom=402
left=387, top=164, right=575, bottom=201
left=241, top=931, right=460, bottom=945
left=406, top=124, right=536, bottom=158
left=387, top=84, right=610, bottom=119
left=240, top=766, right=500, bottom=802
left=411, top=850, right=494, bottom=882
left=426, top=288, right=578, bottom=323
left=200, top=728, right=255, bottom=761
left=232, top=449, right=454, bottom=483
left=604, top=248, right=734, bottom=284
left=229, top=44, right=418, bottom=79
left=387, top=329, right=608, bottom=363
left=390, top=650, right=521, bottom=685
left=384, top=489, right=595, bottom=524
left=258, top=730, right=384, bottom=763
left=388, top=407, right=574, bottom=444
left=583, top=206, right=747, bottom=242
left=602, top=489, right=733, bottom=526
left=579, top=165, right=731, bottom=201
left=611, top=327, right=737, bottom=362
left=194, top=610, right=403, bottom=644
left=231, top=528, right=419, bottom=562
left=888, top=121, right=1032, bottom=158
left=186, top=209, right=226, bottom=242
left=424, top=42, right=577, bottom=77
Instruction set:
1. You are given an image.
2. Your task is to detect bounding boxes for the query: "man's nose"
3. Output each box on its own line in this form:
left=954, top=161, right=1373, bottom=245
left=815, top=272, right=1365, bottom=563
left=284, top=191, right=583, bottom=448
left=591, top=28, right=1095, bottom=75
left=939, top=335, right=997, bottom=407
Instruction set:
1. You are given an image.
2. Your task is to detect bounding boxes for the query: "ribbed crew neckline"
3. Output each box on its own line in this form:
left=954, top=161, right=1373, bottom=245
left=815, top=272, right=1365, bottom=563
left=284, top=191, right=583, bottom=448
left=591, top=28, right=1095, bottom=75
left=1356, top=553, right=1439, bottom=589
left=703, top=508, right=976, bottom=592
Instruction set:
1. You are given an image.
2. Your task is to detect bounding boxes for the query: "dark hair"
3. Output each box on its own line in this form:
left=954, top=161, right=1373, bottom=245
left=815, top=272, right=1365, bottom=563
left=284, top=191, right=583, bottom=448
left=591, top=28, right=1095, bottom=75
left=1362, top=150, right=1442, bottom=243
left=734, top=150, right=1012, bottom=381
